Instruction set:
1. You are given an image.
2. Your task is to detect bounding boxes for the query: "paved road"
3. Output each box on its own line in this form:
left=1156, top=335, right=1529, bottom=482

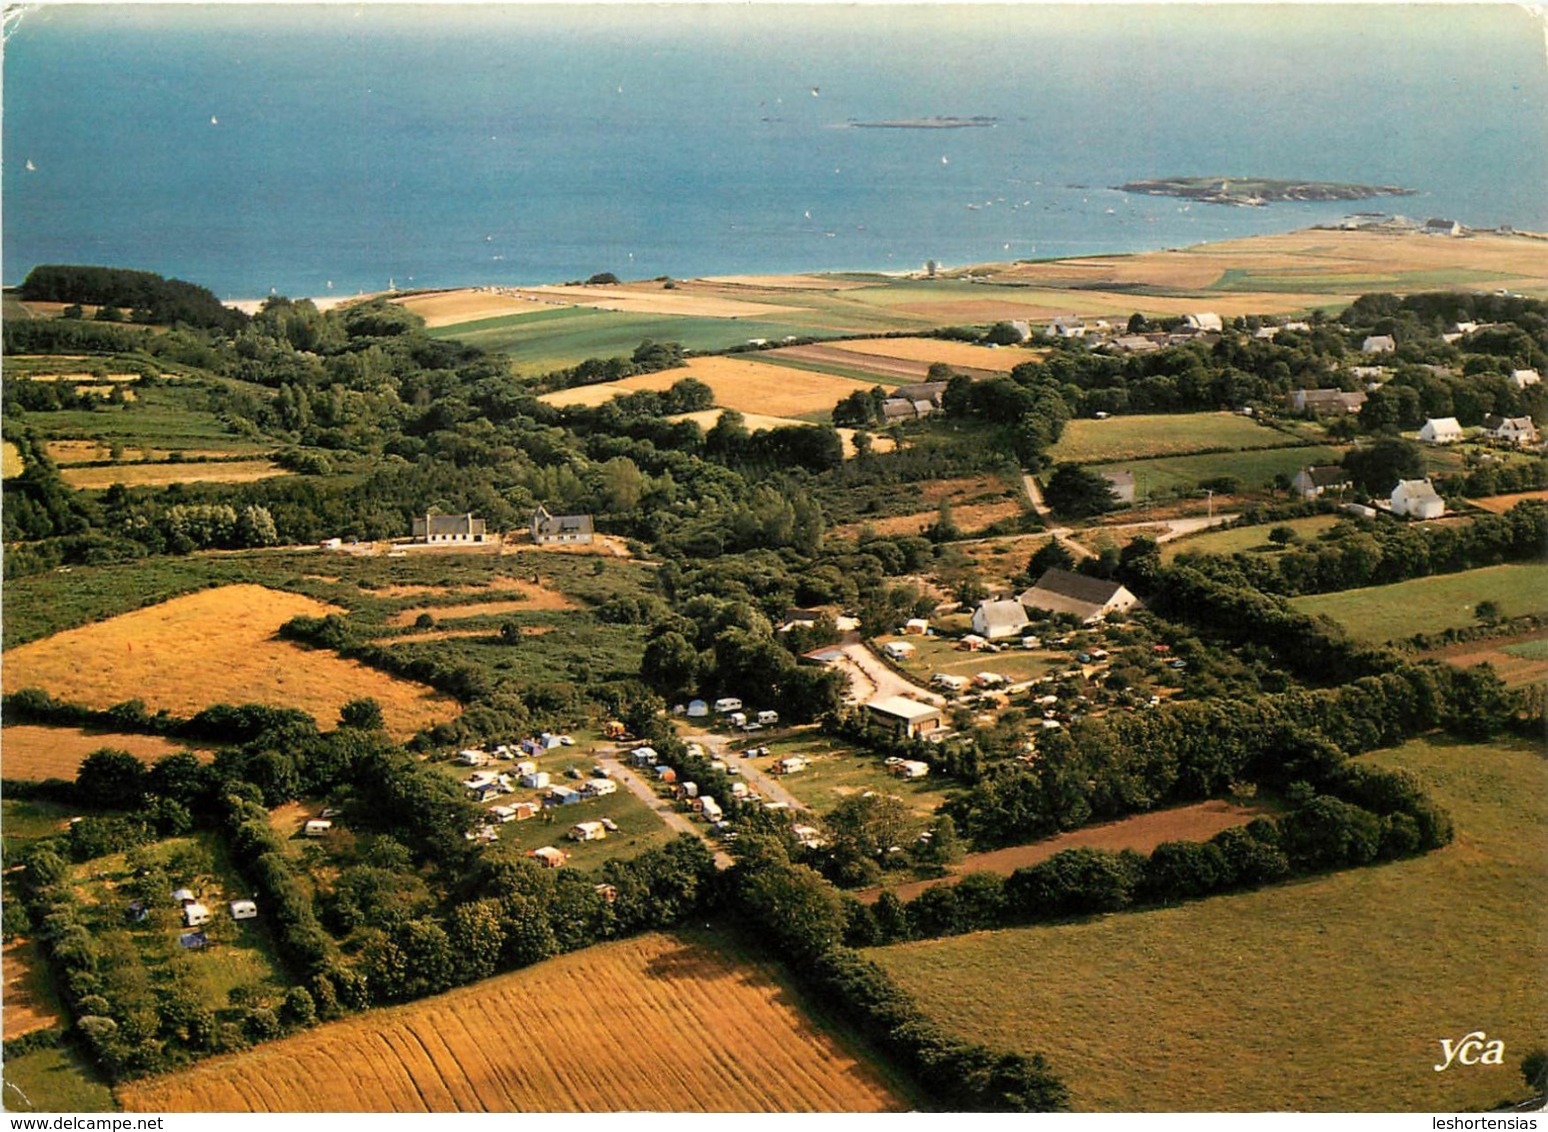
left=595, top=755, right=734, bottom=868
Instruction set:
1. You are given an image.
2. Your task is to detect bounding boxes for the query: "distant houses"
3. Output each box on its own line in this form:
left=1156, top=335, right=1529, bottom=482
left=412, top=512, right=490, bottom=544
left=1018, top=568, right=1138, bottom=626
left=1287, top=388, right=1367, bottom=416
left=531, top=505, right=594, bottom=546
left=1482, top=414, right=1539, bottom=446
left=1291, top=465, right=1351, bottom=500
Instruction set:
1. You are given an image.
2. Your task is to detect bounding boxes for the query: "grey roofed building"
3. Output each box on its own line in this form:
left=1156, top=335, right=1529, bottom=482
left=891, top=381, right=949, bottom=405
left=1287, top=388, right=1368, bottom=416
left=412, top=512, right=489, bottom=543
left=1018, top=568, right=1139, bottom=624
left=531, top=505, right=594, bottom=545
left=1291, top=465, right=1352, bottom=499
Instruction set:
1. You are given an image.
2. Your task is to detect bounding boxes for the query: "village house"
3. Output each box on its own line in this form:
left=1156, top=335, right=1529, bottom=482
left=530, top=504, right=594, bottom=545
left=865, top=695, right=945, bottom=739
left=1287, top=388, right=1367, bottom=416
left=1048, top=315, right=1086, bottom=339
left=892, top=381, right=949, bottom=407
left=412, top=512, right=489, bottom=543
left=1018, top=568, right=1138, bottom=625
left=1418, top=417, right=1464, bottom=444
left=1361, top=335, right=1396, bottom=354
left=1291, top=464, right=1352, bottom=500
left=1182, top=312, right=1224, bottom=333
left=1482, top=414, right=1539, bottom=446
left=1391, top=478, right=1445, bottom=520
left=971, top=598, right=1031, bottom=640
left=1423, top=217, right=1463, bottom=236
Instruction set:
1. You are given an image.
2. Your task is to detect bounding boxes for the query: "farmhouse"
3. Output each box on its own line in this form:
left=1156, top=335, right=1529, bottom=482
left=891, top=381, right=948, bottom=407
left=412, top=512, right=489, bottom=543
left=1424, top=217, right=1463, bottom=236
left=881, top=396, right=938, bottom=422
left=1287, top=388, right=1367, bottom=416
left=1361, top=335, right=1396, bottom=354
left=971, top=598, right=1031, bottom=640
left=1418, top=417, right=1463, bottom=444
left=1391, top=478, right=1445, bottom=519
left=1106, top=334, right=1162, bottom=354
left=530, top=504, right=594, bottom=545
left=1048, top=316, right=1086, bottom=339
left=1482, top=414, right=1539, bottom=446
left=1291, top=465, right=1352, bottom=500
left=865, top=695, right=944, bottom=739
left=1182, top=312, right=1223, bottom=333
left=1018, top=568, right=1138, bottom=624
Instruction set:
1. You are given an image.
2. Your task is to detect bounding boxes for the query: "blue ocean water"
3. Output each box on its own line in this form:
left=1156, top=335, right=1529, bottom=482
left=4, top=4, right=1545, bottom=300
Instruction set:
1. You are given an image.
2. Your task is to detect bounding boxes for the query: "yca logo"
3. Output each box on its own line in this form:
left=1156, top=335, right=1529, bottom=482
left=1434, top=1031, right=1505, bottom=1072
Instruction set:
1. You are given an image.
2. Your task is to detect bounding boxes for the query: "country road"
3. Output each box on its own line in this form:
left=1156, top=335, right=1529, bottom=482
left=595, top=755, right=734, bottom=869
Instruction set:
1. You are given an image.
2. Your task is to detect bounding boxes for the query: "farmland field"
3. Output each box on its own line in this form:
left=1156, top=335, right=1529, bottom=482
left=1, top=1044, right=117, bottom=1113
left=120, top=931, right=909, bottom=1112
left=540, top=355, right=878, bottom=418
left=1469, top=489, right=1548, bottom=514
left=1422, top=630, right=1548, bottom=689
left=1163, top=514, right=1344, bottom=561
left=1290, top=563, right=1548, bottom=642
left=831, top=498, right=1025, bottom=538
left=2, top=440, right=23, bottom=478
left=1092, top=444, right=1346, bottom=497
left=819, top=336, right=1030, bottom=371
left=1, top=585, right=459, bottom=739
left=1, top=724, right=210, bottom=782
left=873, top=735, right=1547, bottom=1111
left=58, top=459, right=288, bottom=490
left=1050, top=413, right=1303, bottom=464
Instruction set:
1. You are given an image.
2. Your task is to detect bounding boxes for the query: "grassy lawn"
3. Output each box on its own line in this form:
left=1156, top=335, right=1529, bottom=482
left=1291, top=563, right=1548, bottom=643
left=872, top=735, right=1547, bottom=1112
left=16, top=384, right=254, bottom=449
left=1093, top=444, right=1347, bottom=497
left=758, top=733, right=957, bottom=819
left=1163, top=514, right=1344, bottom=562
left=883, top=634, right=1067, bottom=685
left=1050, top=413, right=1304, bottom=465
left=1, top=1044, right=117, bottom=1112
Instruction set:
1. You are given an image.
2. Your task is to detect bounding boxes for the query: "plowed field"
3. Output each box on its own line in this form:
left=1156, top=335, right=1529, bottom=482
left=1, top=585, right=458, bottom=739
left=120, top=932, right=905, bottom=1112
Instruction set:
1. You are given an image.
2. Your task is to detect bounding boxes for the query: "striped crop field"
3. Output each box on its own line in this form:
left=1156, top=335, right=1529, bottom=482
left=119, top=932, right=906, bottom=1113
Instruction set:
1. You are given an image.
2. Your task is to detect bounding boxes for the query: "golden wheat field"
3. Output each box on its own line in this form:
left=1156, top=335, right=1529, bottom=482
left=1, top=724, right=210, bottom=782
left=1, top=585, right=459, bottom=739
left=506, top=284, right=807, bottom=320
left=2, top=440, right=23, bottom=479
left=541, top=355, right=876, bottom=418
left=823, top=336, right=1029, bottom=371
left=119, top=932, right=906, bottom=1113
left=58, top=460, right=289, bottom=489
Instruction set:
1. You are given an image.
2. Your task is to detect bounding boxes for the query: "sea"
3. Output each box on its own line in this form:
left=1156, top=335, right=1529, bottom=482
left=4, top=3, right=1546, bottom=301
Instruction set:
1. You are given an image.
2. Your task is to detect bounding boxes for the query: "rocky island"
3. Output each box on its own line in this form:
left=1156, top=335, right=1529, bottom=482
left=1115, top=176, right=1415, bottom=207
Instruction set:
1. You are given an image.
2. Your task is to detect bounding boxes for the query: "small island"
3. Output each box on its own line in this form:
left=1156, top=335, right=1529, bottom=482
left=847, top=116, right=998, bottom=129
left=1115, top=176, right=1415, bottom=207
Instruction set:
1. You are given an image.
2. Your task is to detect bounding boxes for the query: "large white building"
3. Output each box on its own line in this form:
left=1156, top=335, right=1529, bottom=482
left=1391, top=479, right=1445, bottom=520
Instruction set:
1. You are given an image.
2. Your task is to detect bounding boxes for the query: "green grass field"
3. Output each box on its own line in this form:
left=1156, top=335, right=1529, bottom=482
left=1051, top=413, right=1305, bottom=465
left=758, top=732, right=957, bottom=819
left=873, top=734, right=1547, bottom=1111
left=1502, top=638, right=1548, bottom=661
left=1291, top=563, right=1548, bottom=643
left=1094, top=445, right=1347, bottom=498
left=431, top=307, right=829, bottom=375
left=1212, top=266, right=1517, bottom=294
left=1163, top=514, right=1344, bottom=562
left=16, top=384, right=257, bottom=450
left=0, top=1044, right=117, bottom=1113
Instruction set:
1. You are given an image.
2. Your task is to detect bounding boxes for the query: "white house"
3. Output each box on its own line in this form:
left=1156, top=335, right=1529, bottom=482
left=1361, top=335, right=1396, bottom=354
left=1391, top=479, right=1445, bottom=519
left=229, top=900, right=257, bottom=921
left=1510, top=368, right=1541, bottom=390
left=1418, top=417, right=1463, bottom=444
left=1018, top=569, right=1139, bottom=625
left=1183, top=312, right=1224, bottom=333
left=530, top=505, right=593, bottom=545
left=883, top=640, right=917, bottom=661
left=412, top=512, right=489, bottom=543
left=1482, top=415, right=1539, bottom=446
left=1291, top=465, right=1352, bottom=500
left=971, top=598, right=1031, bottom=640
